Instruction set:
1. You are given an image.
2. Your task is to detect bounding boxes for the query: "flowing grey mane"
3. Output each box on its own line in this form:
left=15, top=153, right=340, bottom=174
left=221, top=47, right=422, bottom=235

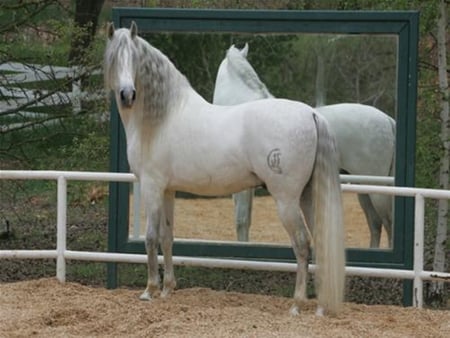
left=104, top=27, right=190, bottom=120
left=226, top=45, right=273, bottom=99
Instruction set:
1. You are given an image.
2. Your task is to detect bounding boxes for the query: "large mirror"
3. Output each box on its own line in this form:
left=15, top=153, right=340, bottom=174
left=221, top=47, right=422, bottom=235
left=108, top=9, right=419, bottom=287
left=127, top=32, right=398, bottom=250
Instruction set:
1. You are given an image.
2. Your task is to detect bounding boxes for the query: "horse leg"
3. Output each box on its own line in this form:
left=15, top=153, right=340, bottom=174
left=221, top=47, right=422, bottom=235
left=300, top=182, right=326, bottom=316
left=139, top=184, right=164, bottom=301
left=368, top=193, right=394, bottom=248
left=357, top=194, right=383, bottom=248
left=160, top=191, right=176, bottom=298
left=382, top=215, right=393, bottom=248
left=275, top=197, right=310, bottom=316
left=379, top=195, right=393, bottom=247
left=233, top=188, right=254, bottom=241
left=384, top=215, right=393, bottom=248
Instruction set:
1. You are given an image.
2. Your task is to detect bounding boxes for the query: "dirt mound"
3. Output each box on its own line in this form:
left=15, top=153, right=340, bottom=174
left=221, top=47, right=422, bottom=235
left=0, top=278, right=448, bottom=337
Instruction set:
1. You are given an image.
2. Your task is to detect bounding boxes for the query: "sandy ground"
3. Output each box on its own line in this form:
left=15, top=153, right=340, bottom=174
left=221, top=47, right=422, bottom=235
left=0, top=192, right=446, bottom=337
left=0, top=278, right=448, bottom=337
left=131, top=193, right=389, bottom=249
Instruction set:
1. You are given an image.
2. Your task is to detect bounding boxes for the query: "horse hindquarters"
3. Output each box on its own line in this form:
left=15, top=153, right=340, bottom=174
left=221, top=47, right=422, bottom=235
left=311, top=113, right=345, bottom=315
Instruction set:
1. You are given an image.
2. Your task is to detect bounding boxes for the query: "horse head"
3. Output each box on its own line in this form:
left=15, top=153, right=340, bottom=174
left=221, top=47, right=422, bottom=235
left=227, top=43, right=249, bottom=58
left=105, top=21, right=139, bottom=109
left=213, top=43, right=273, bottom=105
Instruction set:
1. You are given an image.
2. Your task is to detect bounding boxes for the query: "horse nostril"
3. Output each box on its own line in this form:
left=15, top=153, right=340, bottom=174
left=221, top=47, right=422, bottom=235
left=119, top=89, right=136, bottom=106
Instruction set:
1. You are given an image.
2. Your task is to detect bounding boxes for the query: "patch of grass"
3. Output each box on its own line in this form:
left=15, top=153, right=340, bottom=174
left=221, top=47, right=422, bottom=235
left=67, top=262, right=107, bottom=285
left=118, top=264, right=148, bottom=287
left=1, top=112, right=109, bottom=172
left=117, top=263, right=297, bottom=298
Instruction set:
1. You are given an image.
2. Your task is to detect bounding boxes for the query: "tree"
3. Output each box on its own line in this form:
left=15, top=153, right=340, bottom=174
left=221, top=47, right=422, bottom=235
left=429, top=0, right=449, bottom=305
left=68, top=0, right=105, bottom=66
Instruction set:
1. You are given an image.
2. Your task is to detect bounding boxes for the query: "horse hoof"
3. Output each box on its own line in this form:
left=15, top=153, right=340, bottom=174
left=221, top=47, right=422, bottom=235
left=315, top=306, right=325, bottom=317
left=161, top=288, right=172, bottom=298
left=139, top=290, right=151, bottom=301
left=289, top=305, right=300, bottom=316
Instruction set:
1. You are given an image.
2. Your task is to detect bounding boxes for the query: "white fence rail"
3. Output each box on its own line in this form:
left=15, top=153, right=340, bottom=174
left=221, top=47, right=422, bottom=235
left=0, top=170, right=449, bottom=308
left=0, top=62, right=103, bottom=132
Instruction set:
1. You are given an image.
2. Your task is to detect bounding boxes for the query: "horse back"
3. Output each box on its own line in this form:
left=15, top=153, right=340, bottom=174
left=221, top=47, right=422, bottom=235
left=317, top=103, right=395, bottom=176
left=148, top=98, right=318, bottom=196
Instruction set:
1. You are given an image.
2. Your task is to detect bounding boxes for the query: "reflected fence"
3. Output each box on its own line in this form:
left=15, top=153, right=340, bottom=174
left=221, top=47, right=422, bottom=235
left=0, top=170, right=449, bottom=308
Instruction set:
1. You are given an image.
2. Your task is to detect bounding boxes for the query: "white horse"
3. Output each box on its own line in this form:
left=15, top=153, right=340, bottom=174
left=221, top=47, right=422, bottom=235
left=104, top=22, right=345, bottom=316
left=213, top=43, right=395, bottom=248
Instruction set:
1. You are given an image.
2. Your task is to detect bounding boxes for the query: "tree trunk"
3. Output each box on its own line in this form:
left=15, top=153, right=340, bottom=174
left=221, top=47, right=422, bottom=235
left=430, top=0, right=449, bottom=304
left=68, top=0, right=105, bottom=65
left=315, top=53, right=326, bottom=107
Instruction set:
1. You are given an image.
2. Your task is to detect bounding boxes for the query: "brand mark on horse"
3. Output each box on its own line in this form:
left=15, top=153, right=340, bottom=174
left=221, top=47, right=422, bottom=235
left=267, top=148, right=282, bottom=174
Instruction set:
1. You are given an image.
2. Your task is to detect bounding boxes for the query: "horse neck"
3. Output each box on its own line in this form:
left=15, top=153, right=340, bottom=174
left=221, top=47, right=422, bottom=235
left=120, top=39, right=208, bottom=155
left=226, top=54, right=273, bottom=100
left=135, top=38, right=191, bottom=121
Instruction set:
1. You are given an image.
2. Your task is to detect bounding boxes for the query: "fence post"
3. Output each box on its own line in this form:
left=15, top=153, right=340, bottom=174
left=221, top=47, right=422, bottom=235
left=72, top=66, right=81, bottom=114
left=413, top=193, right=425, bottom=307
left=56, top=175, right=67, bottom=283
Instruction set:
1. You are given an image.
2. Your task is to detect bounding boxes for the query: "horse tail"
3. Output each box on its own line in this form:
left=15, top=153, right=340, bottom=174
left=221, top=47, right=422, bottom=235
left=311, top=112, right=345, bottom=315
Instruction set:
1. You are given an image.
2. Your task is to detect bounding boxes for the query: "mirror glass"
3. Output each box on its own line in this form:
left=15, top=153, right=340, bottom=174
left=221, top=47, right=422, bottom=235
left=128, top=32, right=398, bottom=249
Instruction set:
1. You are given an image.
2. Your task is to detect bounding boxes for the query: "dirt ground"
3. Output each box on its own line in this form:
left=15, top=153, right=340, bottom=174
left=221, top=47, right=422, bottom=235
left=0, top=191, right=447, bottom=337
left=131, top=193, right=389, bottom=249
left=0, top=278, right=448, bottom=337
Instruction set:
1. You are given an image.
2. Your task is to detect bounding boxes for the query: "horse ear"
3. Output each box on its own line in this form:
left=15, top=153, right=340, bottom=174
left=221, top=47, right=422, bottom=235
left=107, top=22, right=115, bottom=40
left=241, top=43, right=249, bottom=58
left=130, top=21, right=138, bottom=39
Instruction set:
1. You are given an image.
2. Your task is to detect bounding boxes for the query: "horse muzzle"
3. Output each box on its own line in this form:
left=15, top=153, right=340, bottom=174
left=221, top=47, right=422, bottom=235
left=119, top=88, right=136, bottom=108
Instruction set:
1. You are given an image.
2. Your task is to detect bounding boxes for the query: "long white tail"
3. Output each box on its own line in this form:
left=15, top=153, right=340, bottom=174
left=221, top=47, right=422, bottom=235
left=311, top=112, right=345, bottom=315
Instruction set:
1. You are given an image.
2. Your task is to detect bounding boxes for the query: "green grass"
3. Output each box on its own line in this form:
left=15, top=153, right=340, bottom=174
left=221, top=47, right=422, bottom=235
left=68, top=263, right=107, bottom=285
left=1, top=111, right=109, bottom=167
left=116, top=263, right=297, bottom=298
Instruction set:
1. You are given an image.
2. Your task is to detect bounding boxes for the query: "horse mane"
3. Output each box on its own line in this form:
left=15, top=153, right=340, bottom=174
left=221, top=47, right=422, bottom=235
left=226, top=45, right=273, bottom=99
left=104, top=28, right=190, bottom=121
left=103, top=32, right=124, bottom=91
